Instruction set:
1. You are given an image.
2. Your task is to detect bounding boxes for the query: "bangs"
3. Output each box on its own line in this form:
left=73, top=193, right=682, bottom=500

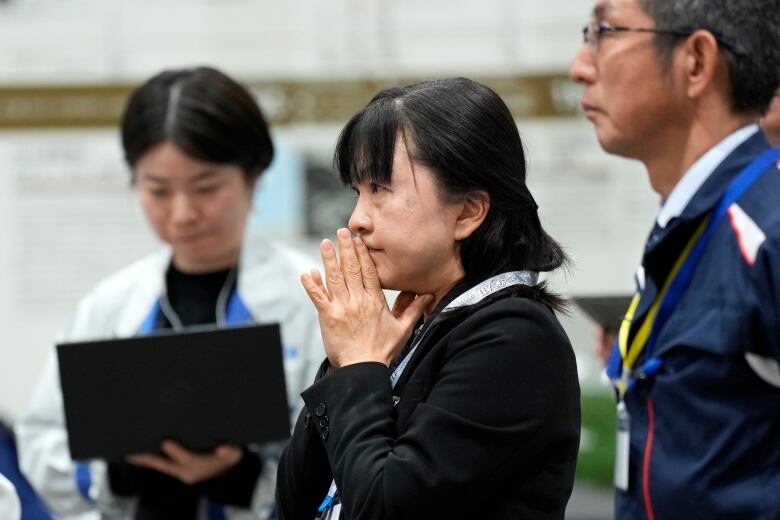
left=334, top=95, right=405, bottom=187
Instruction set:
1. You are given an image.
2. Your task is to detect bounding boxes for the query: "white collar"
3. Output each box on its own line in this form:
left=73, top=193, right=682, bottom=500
left=656, top=124, right=759, bottom=229
left=389, top=270, right=539, bottom=388
left=443, top=271, right=539, bottom=311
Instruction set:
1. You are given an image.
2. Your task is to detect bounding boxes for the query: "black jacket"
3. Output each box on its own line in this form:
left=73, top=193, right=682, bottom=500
left=276, top=285, right=580, bottom=519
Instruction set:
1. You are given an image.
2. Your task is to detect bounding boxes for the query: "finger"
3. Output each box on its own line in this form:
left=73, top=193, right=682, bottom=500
left=320, top=239, right=349, bottom=301
left=398, top=294, right=434, bottom=332
left=336, top=228, right=364, bottom=295
left=160, top=440, right=195, bottom=465
left=215, top=445, right=243, bottom=463
left=391, top=291, right=416, bottom=318
left=301, top=272, right=330, bottom=311
left=127, top=454, right=181, bottom=478
left=354, top=236, right=383, bottom=296
left=310, top=268, right=326, bottom=294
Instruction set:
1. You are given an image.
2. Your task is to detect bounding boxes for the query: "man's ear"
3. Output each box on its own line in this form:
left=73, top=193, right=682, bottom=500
left=682, top=30, right=725, bottom=101
left=454, top=190, right=490, bottom=241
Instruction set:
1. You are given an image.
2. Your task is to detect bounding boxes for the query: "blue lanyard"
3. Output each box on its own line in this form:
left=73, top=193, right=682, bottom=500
left=644, top=148, right=779, bottom=361
left=139, top=287, right=252, bottom=334
left=607, top=147, right=780, bottom=386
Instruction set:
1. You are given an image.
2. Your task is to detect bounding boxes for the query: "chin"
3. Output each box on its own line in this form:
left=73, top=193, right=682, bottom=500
left=596, top=133, right=637, bottom=160
left=375, top=271, right=404, bottom=292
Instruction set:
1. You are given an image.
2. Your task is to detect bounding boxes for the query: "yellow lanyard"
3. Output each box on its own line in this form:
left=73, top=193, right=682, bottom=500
left=617, top=218, right=708, bottom=396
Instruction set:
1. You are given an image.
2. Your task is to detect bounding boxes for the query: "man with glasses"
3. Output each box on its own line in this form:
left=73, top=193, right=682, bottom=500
left=570, top=0, right=780, bottom=518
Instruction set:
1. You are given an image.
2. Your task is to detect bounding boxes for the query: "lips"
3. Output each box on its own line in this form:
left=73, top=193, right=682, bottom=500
left=581, top=101, right=600, bottom=114
left=175, top=233, right=208, bottom=244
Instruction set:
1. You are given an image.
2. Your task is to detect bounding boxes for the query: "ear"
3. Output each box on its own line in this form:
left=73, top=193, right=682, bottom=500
left=454, top=190, right=490, bottom=241
left=681, top=30, right=724, bottom=101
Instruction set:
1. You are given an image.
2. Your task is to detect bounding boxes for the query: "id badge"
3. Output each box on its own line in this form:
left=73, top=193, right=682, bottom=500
left=614, top=400, right=630, bottom=491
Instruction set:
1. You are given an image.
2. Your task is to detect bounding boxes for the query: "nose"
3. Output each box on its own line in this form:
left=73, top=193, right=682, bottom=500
left=569, top=44, right=596, bottom=85
left=170, top=192, right=198, bottom=226
left=347, top=199, right=373, bottom=236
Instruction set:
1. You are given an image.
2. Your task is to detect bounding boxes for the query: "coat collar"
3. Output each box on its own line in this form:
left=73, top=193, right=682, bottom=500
left=391, top=271, right=538, bottom=392
left=648, top=130, right=773, bottom=251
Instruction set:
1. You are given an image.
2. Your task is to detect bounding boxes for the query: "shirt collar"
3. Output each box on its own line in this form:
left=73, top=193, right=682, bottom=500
left=656, top=124, right=759, bottom=229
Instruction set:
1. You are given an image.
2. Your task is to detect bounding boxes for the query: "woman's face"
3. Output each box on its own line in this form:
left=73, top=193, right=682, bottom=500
left=134, top=142, right=253, bottom=273
left=347, top=138, right=470, bottom=298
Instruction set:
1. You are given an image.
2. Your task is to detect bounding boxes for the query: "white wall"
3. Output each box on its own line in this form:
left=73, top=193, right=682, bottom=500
left=0, top=0, right=586, bottom=83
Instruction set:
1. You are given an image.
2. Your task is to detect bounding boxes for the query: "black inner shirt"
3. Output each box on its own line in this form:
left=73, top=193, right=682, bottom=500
left=161, top=264, right=233, bottom=328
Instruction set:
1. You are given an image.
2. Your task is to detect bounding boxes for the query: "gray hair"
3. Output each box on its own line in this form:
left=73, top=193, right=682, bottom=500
left=638, top=0, right=780, bottom=115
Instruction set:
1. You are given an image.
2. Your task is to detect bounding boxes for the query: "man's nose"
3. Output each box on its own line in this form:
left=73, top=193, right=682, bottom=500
left=569, top=44, right=596, bottom=85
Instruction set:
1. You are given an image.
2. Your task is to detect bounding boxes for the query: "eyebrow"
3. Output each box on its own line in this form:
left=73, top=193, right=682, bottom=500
left=592, top=1, right=613, bottom=19
left=190, top=170, right=222, bottom=183
left=138, top=170, right=222, bottom=184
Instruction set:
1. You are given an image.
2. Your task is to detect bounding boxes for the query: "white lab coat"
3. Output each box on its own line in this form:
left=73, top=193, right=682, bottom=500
left=14, top=233, right=324, bottom=519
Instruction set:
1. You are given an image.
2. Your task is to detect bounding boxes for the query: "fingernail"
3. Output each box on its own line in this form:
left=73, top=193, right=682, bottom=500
left=337, top=228, right=349, bottom=239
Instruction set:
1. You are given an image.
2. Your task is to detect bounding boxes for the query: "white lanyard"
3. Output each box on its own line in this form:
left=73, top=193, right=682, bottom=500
left=159, top=264, right=238, bottom=331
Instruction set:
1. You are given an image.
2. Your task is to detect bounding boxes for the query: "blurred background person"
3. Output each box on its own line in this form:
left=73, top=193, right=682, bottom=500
left=593, top=326, right=618, bottom=367
left=14, top=67, right=324, bottom=520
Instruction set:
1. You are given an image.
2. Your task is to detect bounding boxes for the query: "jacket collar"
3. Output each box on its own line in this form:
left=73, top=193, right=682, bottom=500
left=648, top=130, right=772, bottom=250
left=657, top=125, right=759, bottom=228
left=392, top=271, right=537, bottom=391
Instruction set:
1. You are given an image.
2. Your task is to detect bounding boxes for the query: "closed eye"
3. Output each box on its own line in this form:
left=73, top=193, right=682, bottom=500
left=194, top=184, right=220, bottom=195
left=146, top=188, right=170, bottom=198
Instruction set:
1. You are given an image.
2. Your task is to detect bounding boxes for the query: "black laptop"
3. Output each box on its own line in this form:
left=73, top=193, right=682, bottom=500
left=573, top=294, right=633, bottom=331
left=57, top=323, right=290, bottom=460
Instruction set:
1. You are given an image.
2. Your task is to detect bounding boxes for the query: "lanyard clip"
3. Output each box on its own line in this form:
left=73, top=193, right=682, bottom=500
left=637, top=357, right=664, bottom=380
left=617, top=367, right=631, bottom=399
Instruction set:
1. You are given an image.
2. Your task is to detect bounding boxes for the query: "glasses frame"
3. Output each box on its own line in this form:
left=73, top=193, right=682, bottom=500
left=581, top=21, right=744, bottom=56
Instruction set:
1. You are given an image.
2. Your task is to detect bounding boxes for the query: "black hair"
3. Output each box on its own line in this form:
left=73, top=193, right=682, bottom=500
left=120, top=66, right=274, bottom=182
left=334, top=77, right=568, bottom=311
left=638, top=0, right=780, bottom=115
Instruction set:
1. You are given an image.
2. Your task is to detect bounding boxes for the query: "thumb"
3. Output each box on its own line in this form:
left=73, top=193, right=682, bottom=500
left=398, top=294, right=434, bottom=331
left=391, top=291, right=417, bottom=318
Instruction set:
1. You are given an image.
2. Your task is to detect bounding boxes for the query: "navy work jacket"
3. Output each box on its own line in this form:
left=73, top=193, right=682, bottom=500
left=614, top=132, right=780, bottom=519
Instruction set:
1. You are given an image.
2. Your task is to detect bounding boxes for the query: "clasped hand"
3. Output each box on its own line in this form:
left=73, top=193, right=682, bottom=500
left=301, top=228, right=433, bottom=368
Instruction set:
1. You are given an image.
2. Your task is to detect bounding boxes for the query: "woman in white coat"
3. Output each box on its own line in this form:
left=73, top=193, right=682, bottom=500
left=15, top=67, right=323, bottom=520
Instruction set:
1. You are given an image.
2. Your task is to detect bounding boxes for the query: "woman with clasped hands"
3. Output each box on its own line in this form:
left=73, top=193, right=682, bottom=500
left=276, top=78, right=580, bottom=520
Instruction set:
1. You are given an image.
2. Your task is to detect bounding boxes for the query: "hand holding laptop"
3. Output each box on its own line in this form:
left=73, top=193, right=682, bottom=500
left=127, top=440, right=242, bottom=484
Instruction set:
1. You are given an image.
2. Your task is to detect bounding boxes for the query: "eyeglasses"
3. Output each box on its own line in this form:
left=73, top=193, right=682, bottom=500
left=581, top=21, right=744, bottom=55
